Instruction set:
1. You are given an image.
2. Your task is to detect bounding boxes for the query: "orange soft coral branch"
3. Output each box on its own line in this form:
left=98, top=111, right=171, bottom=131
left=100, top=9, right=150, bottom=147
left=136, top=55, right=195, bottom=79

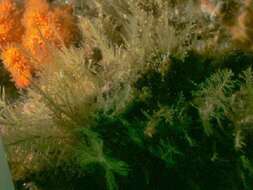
left=0, top=0, right=24, bottom=49
left=0, top=0, right=81, bottom=88
left=1, top=46, right=32, bottom=88
left=22, top=0, right=55, bottom=61
left=51, top=4, right=81, bottom=47
left=22, top=0, right=80, bottom=58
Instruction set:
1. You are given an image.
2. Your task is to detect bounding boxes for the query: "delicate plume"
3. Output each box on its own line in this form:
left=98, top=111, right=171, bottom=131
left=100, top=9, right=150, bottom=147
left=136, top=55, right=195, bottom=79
left=22, top=0, right=80, bottom=62
left=0, top=0, right=24, bottom=48
left=22, top=0, right=55, bottom=59
left=1, top=46, right=32, bottom=88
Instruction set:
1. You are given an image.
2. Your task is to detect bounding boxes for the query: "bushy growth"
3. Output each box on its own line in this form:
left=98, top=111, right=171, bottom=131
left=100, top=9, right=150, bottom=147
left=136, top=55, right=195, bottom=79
left=0, top=0, right=253, bottom=190
left=90, top=50, right=253, bottom=190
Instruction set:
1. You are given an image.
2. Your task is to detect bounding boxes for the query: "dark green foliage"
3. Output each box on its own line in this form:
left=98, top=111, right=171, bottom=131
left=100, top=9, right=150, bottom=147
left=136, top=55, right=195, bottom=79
left=84, top=50, right=253, bottom=190
left=10, top=49, right=253, bottom=190
left=218, top=50, right=253, bottom=76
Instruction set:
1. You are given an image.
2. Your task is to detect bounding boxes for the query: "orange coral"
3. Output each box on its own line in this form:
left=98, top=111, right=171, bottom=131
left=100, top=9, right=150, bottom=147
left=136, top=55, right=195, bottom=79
left=22, top=0, right=80, bottom=59
left=51, top=4, right=80, bottom=47
left=0, top=0, right=24, bottom=48
left=0, top=0, right=81, bottom=88
left=1, top=46, right=32, bottom=88
left=22, top=0, right=56, bottom=61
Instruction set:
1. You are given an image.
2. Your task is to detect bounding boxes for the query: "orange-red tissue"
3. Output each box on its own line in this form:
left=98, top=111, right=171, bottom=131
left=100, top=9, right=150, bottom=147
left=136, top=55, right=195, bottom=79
left=22, top=0, right=79, bottom=60
left=1, top=47, right=32, bottom=88
left=0, top=0, right=80, bottom=88
left=0, top=0, right=24, bottom=48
